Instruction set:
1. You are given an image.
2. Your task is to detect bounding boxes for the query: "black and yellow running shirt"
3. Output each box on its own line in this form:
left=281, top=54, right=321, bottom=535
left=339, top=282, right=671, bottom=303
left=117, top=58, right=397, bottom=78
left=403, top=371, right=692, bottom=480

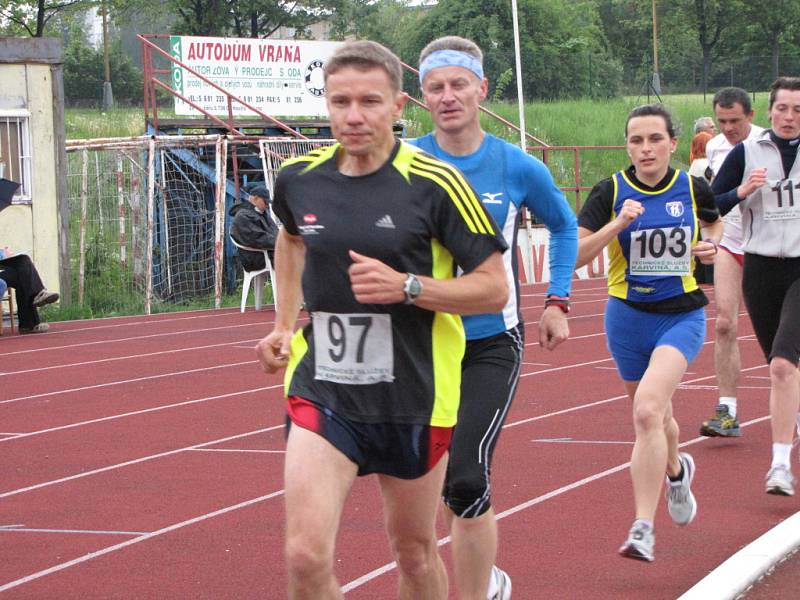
left=272, top=140, right=508, bottom=427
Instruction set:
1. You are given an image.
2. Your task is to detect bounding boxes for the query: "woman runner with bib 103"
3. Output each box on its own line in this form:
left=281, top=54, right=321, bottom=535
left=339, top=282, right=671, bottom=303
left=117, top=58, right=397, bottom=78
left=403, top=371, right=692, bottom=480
left=576, top=104, right=722, bottom=562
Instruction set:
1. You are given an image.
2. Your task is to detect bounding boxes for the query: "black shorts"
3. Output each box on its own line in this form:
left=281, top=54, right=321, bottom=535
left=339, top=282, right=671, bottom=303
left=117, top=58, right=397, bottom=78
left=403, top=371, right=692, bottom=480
left=742, top=254, right=800, bottom=365
left=443, top=324, right=524, bottom=517
left=286, top=396, right=452, bottom=479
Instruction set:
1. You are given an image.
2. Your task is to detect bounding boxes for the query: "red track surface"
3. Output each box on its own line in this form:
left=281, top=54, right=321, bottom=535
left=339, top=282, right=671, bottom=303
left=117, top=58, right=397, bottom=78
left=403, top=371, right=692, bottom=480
left=1, top=279, right=797, bottom=599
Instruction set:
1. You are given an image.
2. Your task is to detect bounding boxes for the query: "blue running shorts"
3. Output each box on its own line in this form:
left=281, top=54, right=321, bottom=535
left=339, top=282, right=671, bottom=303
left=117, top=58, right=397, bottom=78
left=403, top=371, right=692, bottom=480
left=604, top=297, right=706, bottom=382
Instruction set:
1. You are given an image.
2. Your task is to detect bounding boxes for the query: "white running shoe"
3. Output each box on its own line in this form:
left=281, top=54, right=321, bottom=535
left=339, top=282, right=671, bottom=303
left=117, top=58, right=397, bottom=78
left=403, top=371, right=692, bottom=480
left=489, top=565, right=512, bottom=600
left=666, top=452, right=697, bottom=526
left=766, top=465, right=795, bottom=496
left=619, top=521, right=654, bottom=562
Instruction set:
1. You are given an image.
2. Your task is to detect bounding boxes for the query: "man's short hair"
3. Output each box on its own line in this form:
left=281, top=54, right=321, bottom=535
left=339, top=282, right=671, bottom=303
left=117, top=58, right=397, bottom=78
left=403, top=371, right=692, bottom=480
left=693, top=117, right=714, bottom=134
left=712, top=87, right=752, bottom=114
left=419, top=36, right=483, bottom=67
left=768, top=76, right=800, bottom=110
left=324, top=40, right=403, bottom=93
left=245, top=182, right=270, bottom=201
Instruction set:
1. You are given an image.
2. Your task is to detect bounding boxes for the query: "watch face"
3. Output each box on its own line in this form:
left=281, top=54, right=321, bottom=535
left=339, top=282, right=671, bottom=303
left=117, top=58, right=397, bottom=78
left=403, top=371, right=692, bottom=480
left=409, top=277, right=422, bottom=297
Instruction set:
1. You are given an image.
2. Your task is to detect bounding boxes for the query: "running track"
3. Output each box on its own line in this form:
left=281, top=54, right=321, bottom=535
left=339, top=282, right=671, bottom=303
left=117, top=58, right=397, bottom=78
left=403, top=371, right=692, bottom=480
left=1, top=279, right=797, bottom=599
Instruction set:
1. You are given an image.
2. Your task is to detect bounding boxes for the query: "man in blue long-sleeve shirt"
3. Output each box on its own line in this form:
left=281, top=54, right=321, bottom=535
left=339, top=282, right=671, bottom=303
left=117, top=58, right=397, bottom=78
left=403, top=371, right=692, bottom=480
left=411, top=36, right=578, bottom=600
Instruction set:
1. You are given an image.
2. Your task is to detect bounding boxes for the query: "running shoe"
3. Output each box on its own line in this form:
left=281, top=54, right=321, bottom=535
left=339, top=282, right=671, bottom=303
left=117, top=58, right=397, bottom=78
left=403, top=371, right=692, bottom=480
left=666, top=453, right=697, bottom=526
left=618, top=522, right=654, bottom=562
left=766, top=465, right=795, bottom=496
left=32, top=289, right=59, bottom=308
left=699, top=404, right=741, bottom=437
left=490, top=565, right=512, bottom=600
left=19, top=322, right=49, bottom=334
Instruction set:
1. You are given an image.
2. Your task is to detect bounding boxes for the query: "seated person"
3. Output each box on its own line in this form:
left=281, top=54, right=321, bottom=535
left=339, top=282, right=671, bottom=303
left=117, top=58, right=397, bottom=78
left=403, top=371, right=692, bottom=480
left=0, top=247, right=59, bottom=334
left=229, top=183, right=277, bottom=271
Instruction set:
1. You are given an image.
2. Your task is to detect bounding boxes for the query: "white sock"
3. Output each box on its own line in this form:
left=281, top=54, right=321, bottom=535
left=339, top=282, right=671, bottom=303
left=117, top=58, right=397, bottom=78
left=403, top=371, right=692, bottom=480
left=796, top=413, right=800, bottom=437
left=772, top=443, right=792, bottom=469
left=720, top=396, right=737, bottom=418
left=486, top=566, right=499, bottom=599
left=633, top=518, right=653, bottom=531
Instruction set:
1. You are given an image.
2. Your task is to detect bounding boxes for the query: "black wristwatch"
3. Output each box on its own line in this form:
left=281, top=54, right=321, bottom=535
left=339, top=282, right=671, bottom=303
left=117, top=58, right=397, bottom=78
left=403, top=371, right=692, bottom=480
left=403, top=273, right=423, bottom=305
left=545, top=294, right=570, bottom=313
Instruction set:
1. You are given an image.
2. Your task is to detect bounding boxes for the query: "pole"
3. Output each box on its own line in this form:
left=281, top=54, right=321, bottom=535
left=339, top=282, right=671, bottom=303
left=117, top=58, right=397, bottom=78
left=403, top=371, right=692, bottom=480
left=651, top=0, right=661, bottom=95
left=510, top=0, right=535, bottom=284
left=510, top=0, right=527, bottom=151
left=101, top=0, right=114, bottom=111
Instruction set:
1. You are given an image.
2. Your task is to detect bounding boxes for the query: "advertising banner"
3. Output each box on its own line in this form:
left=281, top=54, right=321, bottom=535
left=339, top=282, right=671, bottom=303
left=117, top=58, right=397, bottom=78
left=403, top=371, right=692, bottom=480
left=169, top=36, right=343, bottom=117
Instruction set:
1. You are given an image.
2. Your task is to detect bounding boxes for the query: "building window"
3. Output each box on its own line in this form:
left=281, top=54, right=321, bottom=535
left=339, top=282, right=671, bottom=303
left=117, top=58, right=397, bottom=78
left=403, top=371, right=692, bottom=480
left=0, top=110, right=33, bottom=203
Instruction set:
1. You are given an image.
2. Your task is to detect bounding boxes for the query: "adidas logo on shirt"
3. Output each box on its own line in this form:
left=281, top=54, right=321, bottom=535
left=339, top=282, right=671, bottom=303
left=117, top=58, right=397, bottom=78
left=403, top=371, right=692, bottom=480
left=375, top=215, right=395, bottom=229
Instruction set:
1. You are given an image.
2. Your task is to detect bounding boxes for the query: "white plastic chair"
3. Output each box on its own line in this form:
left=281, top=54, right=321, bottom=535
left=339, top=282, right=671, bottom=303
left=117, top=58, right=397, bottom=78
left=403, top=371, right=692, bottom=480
left=230, top=236, right=278, bottom=312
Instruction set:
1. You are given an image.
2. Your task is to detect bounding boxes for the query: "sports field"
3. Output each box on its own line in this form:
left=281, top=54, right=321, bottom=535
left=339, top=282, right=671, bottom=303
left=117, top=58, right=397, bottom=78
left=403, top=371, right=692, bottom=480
left=2, top=279, right=798, bottom=598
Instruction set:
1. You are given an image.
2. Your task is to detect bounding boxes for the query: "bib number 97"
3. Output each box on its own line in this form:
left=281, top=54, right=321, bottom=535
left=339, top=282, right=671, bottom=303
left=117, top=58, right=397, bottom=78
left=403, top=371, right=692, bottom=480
left=313, top=312, right=394, bottom=385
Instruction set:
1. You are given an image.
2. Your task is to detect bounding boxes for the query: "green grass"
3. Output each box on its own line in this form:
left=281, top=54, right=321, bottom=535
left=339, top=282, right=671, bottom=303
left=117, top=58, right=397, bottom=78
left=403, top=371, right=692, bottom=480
left=65, top=107, right=151, bottom=139
left=61, top=93, right=770, bottom=319
left=41, top=290, right=253, bottom=322
left=67, top=92, right=772, bottom=157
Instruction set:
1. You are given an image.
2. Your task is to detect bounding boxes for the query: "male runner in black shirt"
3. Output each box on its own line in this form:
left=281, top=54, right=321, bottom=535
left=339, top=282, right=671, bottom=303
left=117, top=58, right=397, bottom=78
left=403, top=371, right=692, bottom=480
left=255, top=40, right=508, bottom=599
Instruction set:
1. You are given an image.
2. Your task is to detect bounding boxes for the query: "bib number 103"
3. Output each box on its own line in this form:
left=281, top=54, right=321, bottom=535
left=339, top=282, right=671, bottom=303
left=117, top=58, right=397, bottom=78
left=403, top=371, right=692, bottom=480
left=313, top=312, right=394, bottom=385
left=629, top=226, right=692, bottom=276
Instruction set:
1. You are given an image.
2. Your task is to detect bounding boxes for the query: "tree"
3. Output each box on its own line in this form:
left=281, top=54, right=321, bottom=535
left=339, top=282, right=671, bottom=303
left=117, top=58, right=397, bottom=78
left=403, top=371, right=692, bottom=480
left=63, top=31, right=143, bottom=105
left=686, top=0, right=742, bottom=95
left=740, top=0, right=800, bottom=79
left=112, top=0, right=336, bottom=38
left=229, top=0, right=330, bottom=38
left=408, top=0, right=622, bottom=100
left=0, top=0, right=90, bottom=36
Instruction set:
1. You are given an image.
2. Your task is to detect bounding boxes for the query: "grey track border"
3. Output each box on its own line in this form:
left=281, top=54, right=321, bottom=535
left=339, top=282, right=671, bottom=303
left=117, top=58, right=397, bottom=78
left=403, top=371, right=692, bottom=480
left=678, top=510, right=800, bottom=599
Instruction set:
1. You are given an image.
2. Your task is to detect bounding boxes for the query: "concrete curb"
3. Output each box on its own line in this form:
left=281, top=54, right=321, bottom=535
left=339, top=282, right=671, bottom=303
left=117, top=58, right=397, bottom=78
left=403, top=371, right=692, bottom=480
left=678, top=510, right=800, bottom=599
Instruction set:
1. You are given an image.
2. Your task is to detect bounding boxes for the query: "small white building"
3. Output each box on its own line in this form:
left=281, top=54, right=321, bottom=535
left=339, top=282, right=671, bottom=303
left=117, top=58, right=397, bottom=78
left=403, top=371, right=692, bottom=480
left=0, top=38, right=69, bottom=298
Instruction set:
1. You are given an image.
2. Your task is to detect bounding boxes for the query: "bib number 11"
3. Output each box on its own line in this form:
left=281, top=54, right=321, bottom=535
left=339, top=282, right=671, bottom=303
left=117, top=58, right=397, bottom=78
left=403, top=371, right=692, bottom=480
left=764, top=179, right=800, bottom=221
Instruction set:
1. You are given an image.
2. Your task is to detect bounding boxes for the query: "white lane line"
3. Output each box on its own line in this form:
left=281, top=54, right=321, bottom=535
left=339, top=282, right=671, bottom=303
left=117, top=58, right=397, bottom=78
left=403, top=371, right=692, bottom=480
left=2, top=311, right=308, bottom=358
left=0, top=525, right=148, bottom=536
left=679, top=384, right=770, bottom=391
left=0, top=338, right=263, bottom=378
left=0, top=321, right=272, bottom=357
left=0, top=426, right=281, bottom=499
left=0, top=490, right=284, bottom=593
left=1, top=360, right=261, bottom=406
left=532, top=438, right=635, bottom=445
left=341, top=415, right=772, bottom=593
left=1, top=308, right=266, bottom=344
left=521, top=357, right=614, bottom=376
left=509, top=364, right=768, bottom=430
left=0, top=385, right=278, bottom=443
left=187, top=448, right=285, bottom=454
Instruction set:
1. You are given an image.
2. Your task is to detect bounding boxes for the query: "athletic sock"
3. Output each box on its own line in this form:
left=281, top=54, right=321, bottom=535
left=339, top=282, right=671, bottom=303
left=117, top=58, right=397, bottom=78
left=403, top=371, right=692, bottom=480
left=633, top=518, right=653, bottom=531
left=667, top=463, right=685, bottom=483
left=720, top=396, right=737, bottom=418
left=486, top=565, right=499, bottom=599
left=772, top=443, right=792, bottom=469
